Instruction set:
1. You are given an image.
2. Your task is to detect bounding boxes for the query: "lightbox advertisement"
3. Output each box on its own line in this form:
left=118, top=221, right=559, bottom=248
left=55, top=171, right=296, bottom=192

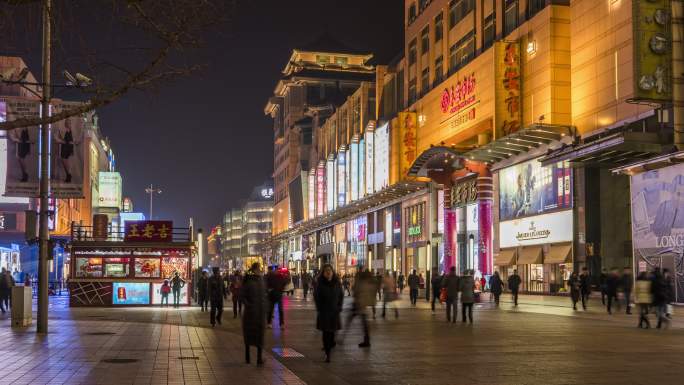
left=499, top=210, right=573, bottom=248
left=97, top=171, right=122, bottom=209
left=112, top=282, right=150, bottom=305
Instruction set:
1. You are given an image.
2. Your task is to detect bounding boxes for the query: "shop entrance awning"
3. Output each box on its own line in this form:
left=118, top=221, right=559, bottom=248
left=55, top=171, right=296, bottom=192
left=539, top=131, right=666, bottom=168
left=494, top=248, right=517, bottom=266
left=464, top=124, right=573, bottom=164
left=611, top=151, right=684, bottom=176
left=545, top=243, right=573, bottom=264
left=517, top=246, right=543, bottom=264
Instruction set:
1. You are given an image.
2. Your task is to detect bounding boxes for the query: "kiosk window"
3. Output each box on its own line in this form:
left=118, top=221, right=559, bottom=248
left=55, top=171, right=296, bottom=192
left=75, top=258, right=103, bottom=278
left=134, top=258, right=161, bottom=278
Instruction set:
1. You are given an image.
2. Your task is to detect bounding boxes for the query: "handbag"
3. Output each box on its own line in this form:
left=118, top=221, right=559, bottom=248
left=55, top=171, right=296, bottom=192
left=439, top=287, right=447, bottom=303
left=666, top=304, right=674, bottom=316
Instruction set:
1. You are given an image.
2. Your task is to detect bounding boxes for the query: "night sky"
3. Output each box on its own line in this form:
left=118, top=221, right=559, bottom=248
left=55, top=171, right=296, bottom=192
left=4, top=0, right=403, bottom=232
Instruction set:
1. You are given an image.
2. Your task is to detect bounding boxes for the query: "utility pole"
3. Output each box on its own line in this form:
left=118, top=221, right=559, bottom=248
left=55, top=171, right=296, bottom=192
left=37, top=0, right=52, bottom=334
left=145, top=184, right=162, bottom=220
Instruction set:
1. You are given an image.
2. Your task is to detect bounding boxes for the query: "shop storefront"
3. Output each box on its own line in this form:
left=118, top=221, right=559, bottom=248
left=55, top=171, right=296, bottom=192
left=403, top=196, right=429, bottom=277
left=316, top=227, right=334, bottom=269
left=496, top=158, right=574, bottom=293
left=384, top=204, right=402, bottom=273
left=334, top=223, right=347, bottom=275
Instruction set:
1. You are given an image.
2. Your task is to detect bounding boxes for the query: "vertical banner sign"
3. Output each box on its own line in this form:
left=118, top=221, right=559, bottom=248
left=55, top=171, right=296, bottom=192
left=350, top=141, right=359, bottom=201
left=51, top=103, right=86, bottom=198
left=308, top=170, right=315, bottom=220
left=494, top=41, right=521, bottom=139
left=326, top=158, right=335, bottom=212
left=365, top=130, right=374, bottom=195
left=444, top=208, right=457, bottom=273
left=633, top=0, right=673, bottom=102
left=374, top=122, right=390, bottom=192
left=316, top=163, right=326, bottom=216
left=397, top=112, right=417, bottom=178
left=358, top=138, right=365, bottom=199
left=345, top=148, right=351, bottom=205
left=478, top=200, right=493, bottom=275
left=3, top=98, right=40, bottom=197
left=337, top=150, right=346, bottom=208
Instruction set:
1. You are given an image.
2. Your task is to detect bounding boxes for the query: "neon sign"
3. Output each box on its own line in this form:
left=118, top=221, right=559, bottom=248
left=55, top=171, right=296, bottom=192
left=440, top=73, right=476, bottom=115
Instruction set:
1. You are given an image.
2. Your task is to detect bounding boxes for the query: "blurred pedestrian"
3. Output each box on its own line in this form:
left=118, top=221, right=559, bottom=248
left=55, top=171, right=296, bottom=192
left=408, top=269, right=419, bottom=306
left=302, top=271, right=312, bottom=300
left=442, top=266, right=459, bottom=322
left=651, top=269, right=670, bottom=329
left=621, top=267, right=633, bottom=315
left=241, top=262, right=266, bottom=366
left=230, top=270, right=243, bottom=318
left=0, top=267, right=15, bottom=313
left=489, top=271, right=503, bottom=306
left=430, top=268, right=442, bottom=314
left=480, top=276, right=487, bottom=292
left=197, top=270, right=209, bottom=312
left=208, top=267, right=225, bottom=327
left=375, top=272, right=383, bottom=301
left=568, top=271, right=581, bottom=310
left=579, top=267, right=591, bottom=310
left=314, top=264, right=343, bottom=363
left=345, top=267, right=375, bottom=348
left=508, top=269, right=521, bottom=306
left=460, top=270, right=475, bottom=323
left=342, top=274, right=351, bottom=296
left=160, top=279, right=171, bottom=306
left=663, top=269, right=674, bottom=320
left=397, top=273, right=405, bottom=294
left=171, top=271, right=186, bottom=308
left=381, top=271, right=399, bottom=319
left=634, top=271, right=652, bottom=329
left=599, top=268, right=608, bottom=305
left=266, top=266, right=286, bottom=329
left=606, top=268, right=620, bottom=314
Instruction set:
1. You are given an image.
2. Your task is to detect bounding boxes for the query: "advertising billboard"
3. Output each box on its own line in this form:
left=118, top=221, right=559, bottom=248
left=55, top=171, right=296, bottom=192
left=316, top=163, right=325, bottom=216
left=51, top=103, right=86, bottom=198
left=0, top=103, right=30, bottom=204
left=337, top=151, right=346, bottom=208
left=97, top=171, right=122, bottom=209
left=633, top=0, right=672, bottom=102
left=499, top=210, right=573, bottom=248
left=350, top=141, right=359, bottom=201
left=2, top=98, right=40, bottom=197
left=374, top=122, right=390, bottom=192
left=494, top=41, right=521, bottom=139
left=365, top=130, right=374, bottom=195
left=499, top=158, right=572, bottom=221
left=397, top=112, right=417, bottom=178
left=308, top=170, right=315, bottom=220
left=630, top=163, right=684, bottom=302
left=113, top=282, right=150, bottom=305
left=326, top=158, right=335, bottom=212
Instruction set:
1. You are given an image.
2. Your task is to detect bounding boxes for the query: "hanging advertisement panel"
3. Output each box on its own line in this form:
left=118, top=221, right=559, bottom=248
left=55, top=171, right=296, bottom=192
left=3, top=98, right=40, bottom=197
left=499, top=210, right=573, bottom=248
left=337, top=150, right=346, bottom=208
left=397, top=112, right=417, bottom=178
left=345, top=148, right=351, bottom=205
left=97, top=171, right=122, bottom=209
left=326, top=158, right=335, bottom=212
left=630, top=163, right=684, bottom=302
left=308, top=170, right=315, bottom=220
left=478, top=200, right=493, bottom=275
left=374, top=122, right=390, bottom=192
left=316, top=163, right=325, bottom=216
left=499, top=158, right=572, bottom=221
left=350, top=142, right=359, bottom=201
left=51, top=103, right=86, bottom=198
left=358, top=138, right=365, bottom=199
left=494, top=41, right=521, bottom=139
left=365, top=130, right=374, bottom=196
left=385, top=210, right=392, bottom=246
left=633, top=0, right=672, bottom=102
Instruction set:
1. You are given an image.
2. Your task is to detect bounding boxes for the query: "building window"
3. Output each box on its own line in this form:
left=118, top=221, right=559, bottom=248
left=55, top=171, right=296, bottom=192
left=449, top=0, right=475, bottom=29
left=335, top=56, right=348, bottom=66
left=419, top=0, right=428, bottom=11
left=409, top=78, right=417, bottom=105
left=421, top=26, right=430, bottom=54
left=435, top=12, right=443, bottom=43
left=421, top=67, right=430, bottom=94
left=504, top=0, right=519, bottom=37
left=527, top=0, right=546, bottom=19
left=316, top=55, right=331, bottom=65
left=409, top=2, right=417, bottom=24
left=448, top=31, right=475, bottom=74
left=409, top=39, right=417, bottom=66
left=434, top=55, right=444, bottom=85
left=483, top=13, right=495, bottom=50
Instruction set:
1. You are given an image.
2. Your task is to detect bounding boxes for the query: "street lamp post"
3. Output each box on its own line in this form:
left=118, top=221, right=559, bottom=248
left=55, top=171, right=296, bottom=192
left=145, top=184, right=162, bottom=220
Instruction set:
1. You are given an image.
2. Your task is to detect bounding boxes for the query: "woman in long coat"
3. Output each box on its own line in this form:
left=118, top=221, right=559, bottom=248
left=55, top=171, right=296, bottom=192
left=314, top=264, right=344, bottom=363
left=240, top=262, right=267, bottom=366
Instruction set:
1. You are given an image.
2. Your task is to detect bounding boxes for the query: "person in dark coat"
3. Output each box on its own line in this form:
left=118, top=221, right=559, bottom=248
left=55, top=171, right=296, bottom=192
left=407, top=270, right=419, bottom=306
left=599, top=269, right=608, bottom=305
left=208, top=267, right=225, bottom=327
left=441, top=267, right=459, bottom=322
left=579, top=267, right=591, bottom=310
left=229, top=270, right=243, bottom=318
left=568, top=271, right=581, bottom=310
left=266, top=266, right=286, bottom=328
left=605, top=268, right=620, bottom=314
left=620, top=267, right=633, bottom=315
left=397, top=273, right=405, bottom=294
left=430, top=268, right=442, bottom=313
left=241, top=262, right=267, bottom=365
left=345, top=267, right=375, bottom=348
left=197, top=270, right=209, bottom=312
left=489, top=271, right=504, bottom=306
left=459, top=270, right=475, bottom=323
left=0, top=267, right=15, bottom=313
left=171, top=272, right=186, bottom=308
left=651, top=268, right=671, bottom=329
left=507, top=270, right=521, bottom=306
left=302, top=272, right=312, bottom=300
left=314, top=264, right=344, bottom=363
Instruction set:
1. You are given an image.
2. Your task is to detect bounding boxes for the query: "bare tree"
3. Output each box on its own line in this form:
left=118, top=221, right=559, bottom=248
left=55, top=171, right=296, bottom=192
left=0, top=0, right=234, bottom=131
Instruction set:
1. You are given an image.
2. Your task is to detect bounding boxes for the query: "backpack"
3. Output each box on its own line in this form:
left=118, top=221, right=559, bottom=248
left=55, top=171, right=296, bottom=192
left=161, top=284, right=171, bottom=294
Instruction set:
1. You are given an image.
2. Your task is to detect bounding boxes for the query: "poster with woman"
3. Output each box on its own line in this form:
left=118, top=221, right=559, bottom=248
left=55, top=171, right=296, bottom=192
left=51, top=103, right=85, bottom=198
left=2, top=98, right=40, bottom=197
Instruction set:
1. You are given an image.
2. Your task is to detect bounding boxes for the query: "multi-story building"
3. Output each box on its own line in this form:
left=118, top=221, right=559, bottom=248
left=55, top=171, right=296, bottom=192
left=222, top=208, right=243, bottom=266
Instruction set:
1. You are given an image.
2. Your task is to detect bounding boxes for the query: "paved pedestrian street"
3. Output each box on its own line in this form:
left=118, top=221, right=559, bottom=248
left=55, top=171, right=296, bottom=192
left=1, top=292, right=683, bottom=385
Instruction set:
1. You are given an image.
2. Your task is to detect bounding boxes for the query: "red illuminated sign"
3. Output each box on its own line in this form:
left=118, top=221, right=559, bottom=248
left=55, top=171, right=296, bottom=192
left=440, top=74, right=476, bottom=115
left=124, top=220, right=173, bottom=242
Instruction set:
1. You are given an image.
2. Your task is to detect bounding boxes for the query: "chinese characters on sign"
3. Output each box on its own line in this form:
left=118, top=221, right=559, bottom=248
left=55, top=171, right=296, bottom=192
left=398, top=112, right=417, bottom=178
left=440, top=74, right=477, bottom=115
left=495, top=41, right=521, bottom=139
left=451, top=179, right=478, bottom=206
left=124, top=220, right=173, bottom=242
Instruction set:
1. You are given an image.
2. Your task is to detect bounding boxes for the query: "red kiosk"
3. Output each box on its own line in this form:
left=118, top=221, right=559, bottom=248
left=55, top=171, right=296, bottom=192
left=68, top=220, right=195, bottom=307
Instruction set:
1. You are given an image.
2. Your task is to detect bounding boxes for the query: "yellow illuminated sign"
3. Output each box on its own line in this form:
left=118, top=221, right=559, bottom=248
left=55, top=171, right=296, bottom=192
left=633, top=0, right=672, bottom=102
left=494, top=41, right=521, bottom=139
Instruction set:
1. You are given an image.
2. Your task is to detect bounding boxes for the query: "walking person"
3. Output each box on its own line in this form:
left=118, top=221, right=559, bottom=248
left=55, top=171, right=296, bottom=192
left=171, top=272, right=186, bottom=308
left=160, top=279, right=171, bottom=307
left=197, top=270, right=209, bottom=312
left=407, top=269, right=419, bottom=306
left=230, top=270, right=243, bottom=318
left=342, top=274, right=351, bottom=296
left=0, top=268, right=15, bottom=313
left=345, top=267, right=375, bottom=348
left=208, top=267, right=225, bottom=327
left=606, top=268, right=620, bottom=314
left=375, top=272, right=383, bottom=301
left=460, top=270, right=475, bottom=323
left=381, top=271, right=399, bottom=319
left=579, top=267, right=591, bottom=310
left=430, top=268, right=442, bottom=314
left=241, top=263, right=266, bottom=366
left=302, top=271, right=312, bottom=300
left=599, top=268, right=608, bottom=305
left=314, top=264, right=344, bottom=363
left=397, top=273, right=405, bottom=294
left=489, top=271, right=503, bottom=306
left=266, top=266, right=286, bottom=329
left=442, top=267, right=460, bottom=323
left=568, top=271, right=581, bottom=310
left=663, top=269, right=675, bottom=320
left=621, top=267, right=633, bottom=315
left=634, top=271, right=652, bottom=329
left=651, top=269, right=670, bottom=329
left=508, top=269, right=521, bottom=306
